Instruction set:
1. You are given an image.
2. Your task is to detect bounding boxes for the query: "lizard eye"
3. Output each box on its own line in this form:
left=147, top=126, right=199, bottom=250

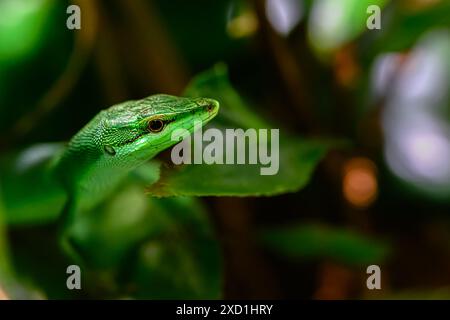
left=147, top=119, right=165, bottom=133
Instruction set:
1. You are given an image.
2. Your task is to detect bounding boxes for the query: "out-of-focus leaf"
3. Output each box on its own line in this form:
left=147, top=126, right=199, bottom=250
left=261, top=224, right=389, bottom=266
left=69, top=189, right=222, bottom=299
left=148, top=138, right=337, bottom=197
left=1, top=177, right=65, bottom=299
left=0, top=143, right=66, bottom=225
left=379, top=288, right=450, bottom=300
left=0, top=0, right=73, bottom=132
left=128, top=197, right=222, bottom=299
left=184, top=63, right=269, bottom=129
left=130, top=161, right=161, bottom=186
left=308, top=0, right=388, bottom=54
left=69, top=183, right=154, bottom=270
left=0, top=0, right=55, bottom=63
left=371, top=2, right=450, bottom=55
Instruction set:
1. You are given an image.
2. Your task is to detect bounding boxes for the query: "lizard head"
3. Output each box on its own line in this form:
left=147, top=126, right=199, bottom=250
left=54, top=94, right=218, bottom=208
left=98, top=94, right=219, bottom=163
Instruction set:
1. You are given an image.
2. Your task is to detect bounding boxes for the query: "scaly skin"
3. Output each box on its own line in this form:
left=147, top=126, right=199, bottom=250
left=52, top=94, right=219, bottom=256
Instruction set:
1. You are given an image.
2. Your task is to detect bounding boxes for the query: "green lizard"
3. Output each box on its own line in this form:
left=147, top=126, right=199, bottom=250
left=3, top=94, right=219, bottom=261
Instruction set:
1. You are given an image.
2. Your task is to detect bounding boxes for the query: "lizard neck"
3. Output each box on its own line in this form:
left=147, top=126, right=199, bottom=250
left=53, top=115, right=134, bottom=210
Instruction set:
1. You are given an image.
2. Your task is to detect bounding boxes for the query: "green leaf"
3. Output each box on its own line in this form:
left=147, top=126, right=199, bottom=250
left=261, top=224, right=389, bottom=266
left=0, top=143, right=66, bottom=225
left=148, top=138, right=335, bottom=197
left=371, top=2, right=450, bottom=55
left=184, top=63, right=269, bottom=129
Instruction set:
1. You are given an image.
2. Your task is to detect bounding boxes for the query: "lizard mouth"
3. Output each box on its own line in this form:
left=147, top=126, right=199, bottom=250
left=120, top=133, right=146, bottom=146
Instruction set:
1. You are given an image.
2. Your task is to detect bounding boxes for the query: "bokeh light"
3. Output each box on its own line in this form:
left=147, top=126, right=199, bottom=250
left=343, top=157, right=378, bottom=208
left=226, top=1, right=259, bottom=39
left=265, top=0, right=303, bottom=36
left=309, top=0, right=348, bottom=51
left=380, top=30, right=450, bottom=197
left=371, top=53, right=405, bottom=99
left=0, top=287, right=8, bottom=300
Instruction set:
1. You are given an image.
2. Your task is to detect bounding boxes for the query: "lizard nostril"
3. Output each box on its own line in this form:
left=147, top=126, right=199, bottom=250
left=104, top=145, right=116, bottom=156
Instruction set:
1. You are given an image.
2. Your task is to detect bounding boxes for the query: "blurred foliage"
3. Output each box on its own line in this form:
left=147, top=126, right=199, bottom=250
left=0, top=185, right=11, bottom=278
left=0, top=0, right=56, bottom=62
left=185, top=64, right=269, bottom=129
left=149, top=65, right=341, bottom=197
left=371, top=1, right=450, bottom=54
left=0, top=0, right=74, bottom=133
left=308, top=0, right=389, bottom=54
left=381, top=288, right=450, bottom=300
left=0, top=143, right=66, bottom=225
left=261, top=224, right=388, bottom=266
left=71, top=195, right=222, bottom=299
left=128, top=197, right=222, bottom=299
